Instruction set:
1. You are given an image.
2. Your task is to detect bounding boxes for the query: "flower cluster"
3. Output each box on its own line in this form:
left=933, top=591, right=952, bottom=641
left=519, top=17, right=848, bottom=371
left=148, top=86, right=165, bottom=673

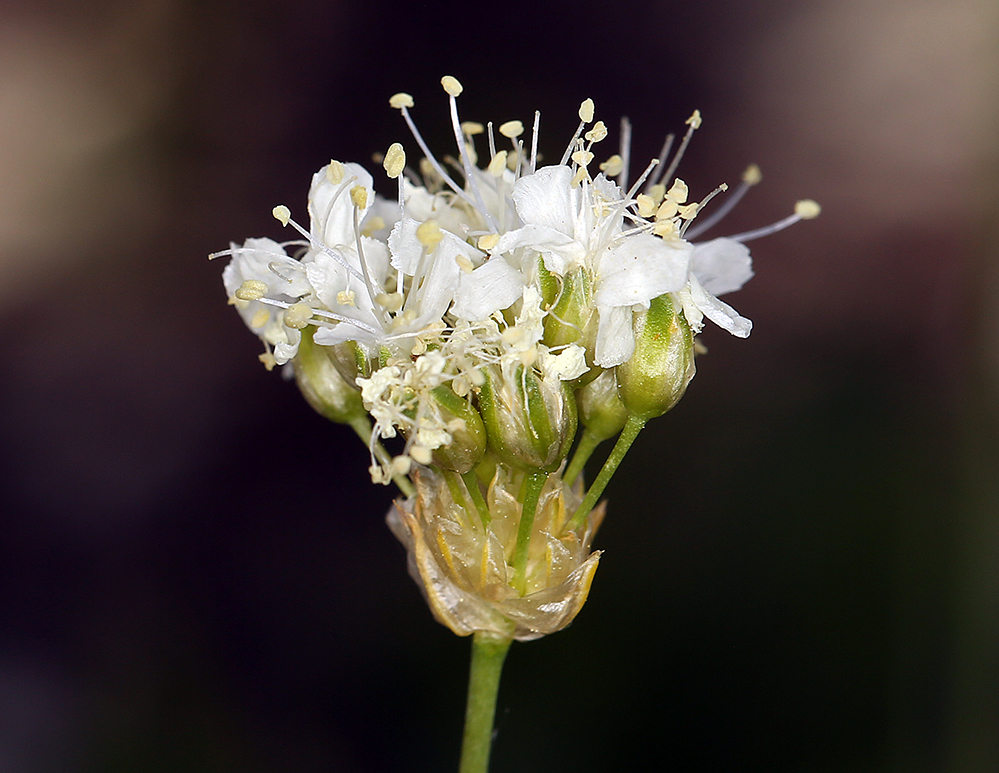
left=217, top=76, right=817, bottom=640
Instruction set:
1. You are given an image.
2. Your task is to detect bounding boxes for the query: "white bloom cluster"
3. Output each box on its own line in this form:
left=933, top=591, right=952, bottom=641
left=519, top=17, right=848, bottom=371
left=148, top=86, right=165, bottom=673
left=218, top=76, right=819, bottom=639
left=219, top=76, right=818, bottom=484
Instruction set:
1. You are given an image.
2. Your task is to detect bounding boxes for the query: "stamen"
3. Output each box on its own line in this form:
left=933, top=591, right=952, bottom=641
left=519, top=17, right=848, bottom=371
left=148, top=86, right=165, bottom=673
left=724, top=200, right=821, bottom=243
left=678, top=183, right=728, bottom=238
left=396, top=103, right=478, bottom=210
left=274, top=211, right=365, bottom=284
left=660, top=109, right=701, bottom=187
left=235, top=279, right=268, bottom=301
left=684, top=164, right=761, bottom=239
left=444, top=77, right=498, bottom=231
left=644, top=133, right=675, bottom=191
left=618, top=117, right=633, bottom=191
left=578, top=98, right=595, bottom=124
left=529, top=110, right=541, bottom=174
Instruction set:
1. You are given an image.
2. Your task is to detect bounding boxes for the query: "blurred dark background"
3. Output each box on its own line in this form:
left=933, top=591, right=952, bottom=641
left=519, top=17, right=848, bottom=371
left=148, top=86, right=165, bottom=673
left=1, top=0, right=997, bottom=770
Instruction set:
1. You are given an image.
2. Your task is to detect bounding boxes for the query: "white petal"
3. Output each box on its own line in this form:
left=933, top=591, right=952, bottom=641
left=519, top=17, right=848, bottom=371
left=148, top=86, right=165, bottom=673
left=687, top=275, right=752, bottom=337
left=451, top=256, right=525, bottom=320
left=511, top=165, right=576, bottom=236
left=387, top=218, right=423, bottom=274
left=690, top=237, right=754, bottom=296
left=493, top=224, right=586, bottom=276
left=594, top=233, right=691, bottom=308
left=308, top=162, right=373, bottom=247
left=594, top=304, right=636, bottom=367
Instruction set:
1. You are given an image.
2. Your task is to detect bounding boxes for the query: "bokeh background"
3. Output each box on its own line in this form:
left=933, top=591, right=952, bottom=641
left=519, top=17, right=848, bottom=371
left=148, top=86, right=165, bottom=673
left=2, top=0, right=997, bottom=770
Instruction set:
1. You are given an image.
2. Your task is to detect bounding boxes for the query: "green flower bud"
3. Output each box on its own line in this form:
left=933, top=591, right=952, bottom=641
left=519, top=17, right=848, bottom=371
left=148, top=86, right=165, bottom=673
left=428, top=385, right=487, bottom=474
left=293, top=328, right=366, bottom=425
left=576, top=368, right=628, bottom=442
left=542, top=266, right=599, bottom=384
left=477, top=365, right=577, bottom=472
left=616, top=294, right=695, bottom=420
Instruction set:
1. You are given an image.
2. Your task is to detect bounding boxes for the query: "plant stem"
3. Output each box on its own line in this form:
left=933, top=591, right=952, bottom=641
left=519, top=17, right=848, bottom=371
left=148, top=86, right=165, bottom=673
left=567, top=413, right=646, bottom=530
left=563, top=427, right=602, bottom=487
left=511, top=471, right=548, bottom=595
left=459, top=632, right=513, bottom=773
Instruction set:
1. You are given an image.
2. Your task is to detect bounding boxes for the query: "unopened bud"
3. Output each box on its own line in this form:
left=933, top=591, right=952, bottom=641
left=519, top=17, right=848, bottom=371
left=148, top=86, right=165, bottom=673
left=542, top=265, right=598, bottom=384
left=293, top=328, right=366, bottom=425
left=576, top=369, right=628, bottom=441
left=478, top=365, right=577, bottom=472
left=616, top=294, right=695, bottom=419
left=427, top=386, right=487, bottom=474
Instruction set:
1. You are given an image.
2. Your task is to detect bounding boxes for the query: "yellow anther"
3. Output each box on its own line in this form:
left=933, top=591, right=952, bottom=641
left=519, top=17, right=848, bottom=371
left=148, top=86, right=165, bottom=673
left=389, top=92, right=414, bottom=109
left=795, top=199, right=821, bottom=219
left=383, top=142, right=406, bottom=179
left=336, top=289, right=356, bottom=306
left=441, top=75, right=463, bottom=97
left=477, top=233, right=500, bottom=251
left=742, top=164, right=762, bottom=185
left=570, top=167, right=588, bottom=187
left=678, top=203, right=700, bottom=220
left=636, top=194, right=657, bottom=218
left=451, top=376, right=470, bottom=397
left=652, top=219, right=678, bottom=238
left=391, top=455, right=413, bottom=475
left=656, top=199, right=678, bottom=220
left=326, top=160, right=346, bottom=184
left=487, top=150, right=508, bottom=177
left=361, top=215, right=386, bottom=237
left=578, top=98, right=595, bottom=123
left=416, top=219, right=443, bottom=249
left=666, top=178, right=689, bottom=203
left=685, top=109, right=702, bottom=129
left=499, top=120, right=524, bottom=139
left=375, top=292, right=404, bottom=312
left=258, top=352, right=277, bottom=371
left=461, top=121, right=485, bottom=136
left=235, top=279, right=268, bottom=301
left=250, top=308, right=270, bottom=328
left=411, top=337, right=427, bottom=355
left=272, top=205, right=291, bottom=226
left=350, top=185, right=368, bottom=209
left=584, top=121, right=608, bottom=143
left=283, top=302, right=314, bottom=329
left=648, top=183, right=666, bottom=204
left=599, top=154, right=624, bottom=177
left=455, top=253, right=475, bottom=273
left=418, top=157, right=438, bottom=180
left=410, top=445, right=433, bottom=465
left=571, top=149, right=595, bottom=167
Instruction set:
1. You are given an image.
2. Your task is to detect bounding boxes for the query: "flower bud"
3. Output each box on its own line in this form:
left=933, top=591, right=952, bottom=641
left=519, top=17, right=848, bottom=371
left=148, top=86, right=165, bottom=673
left=576, top=368, right=628, bottom=442
left=477, top=365, right=577, bottom=472
left=616, top=294, right=695, bottom=420
left=542, top=266, right=599, bottom=384
left=427, top=386, right=487, bottom=474
left=293, top=328, right=366, bottom=425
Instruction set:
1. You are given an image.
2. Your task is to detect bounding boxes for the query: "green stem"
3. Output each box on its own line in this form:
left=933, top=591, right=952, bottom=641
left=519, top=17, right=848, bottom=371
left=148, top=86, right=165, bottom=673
left=567, top=413, right=646, bottom=531
left=459, top=632, right=513, bottom=773
left=461, top=470, right=492, bottom=527
left=348, top=416, right=415, bottom=499
left=563, top=427, right=603, bottom=488
left=511, top=471, right=548, bottom=595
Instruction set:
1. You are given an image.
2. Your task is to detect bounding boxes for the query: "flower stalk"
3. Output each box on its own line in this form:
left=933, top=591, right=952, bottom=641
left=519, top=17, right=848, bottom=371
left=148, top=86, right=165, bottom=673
left=459, top=632, right=513, bottom=773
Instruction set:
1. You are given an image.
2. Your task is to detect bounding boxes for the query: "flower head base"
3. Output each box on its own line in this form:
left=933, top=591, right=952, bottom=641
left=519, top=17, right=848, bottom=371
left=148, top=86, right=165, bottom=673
left=387, top=467, right=603, bottom=641
left=216, top=75, right=818, bottom=639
